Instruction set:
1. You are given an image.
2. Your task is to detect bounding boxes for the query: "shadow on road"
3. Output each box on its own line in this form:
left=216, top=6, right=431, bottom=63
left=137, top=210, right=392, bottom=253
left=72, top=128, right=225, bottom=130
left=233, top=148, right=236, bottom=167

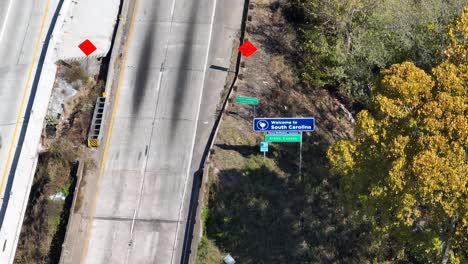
left=132, top=2, right=159, bottom=115
left=168, top=1, right=199, bottom=142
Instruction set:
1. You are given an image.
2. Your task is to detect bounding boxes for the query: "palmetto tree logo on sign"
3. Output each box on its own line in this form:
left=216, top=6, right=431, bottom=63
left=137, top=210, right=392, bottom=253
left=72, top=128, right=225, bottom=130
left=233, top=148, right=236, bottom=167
left=256, top=120, right=269, bottom=130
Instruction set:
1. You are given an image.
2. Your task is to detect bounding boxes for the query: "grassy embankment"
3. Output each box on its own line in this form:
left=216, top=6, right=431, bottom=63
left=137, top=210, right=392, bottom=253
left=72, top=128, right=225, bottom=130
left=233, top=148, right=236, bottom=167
left=196, top=1, right=361, bottom=263
left=197, top=0, right=465, bottom=263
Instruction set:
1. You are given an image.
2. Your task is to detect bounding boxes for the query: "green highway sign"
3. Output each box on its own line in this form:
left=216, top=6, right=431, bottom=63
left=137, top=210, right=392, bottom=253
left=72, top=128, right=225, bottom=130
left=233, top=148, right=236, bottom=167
left=235, top=95, right=259, bottom=105
left=265, top=134, right=302, bottom=142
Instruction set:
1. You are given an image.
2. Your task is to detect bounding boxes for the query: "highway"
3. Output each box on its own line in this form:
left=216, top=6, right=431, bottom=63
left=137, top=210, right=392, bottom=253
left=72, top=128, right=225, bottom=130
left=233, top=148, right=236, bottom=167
left=0, top=0, right=50, bottom=216
left=78, top=0, right=236, bottom=263
left=0, top=0, right=58, bottom=262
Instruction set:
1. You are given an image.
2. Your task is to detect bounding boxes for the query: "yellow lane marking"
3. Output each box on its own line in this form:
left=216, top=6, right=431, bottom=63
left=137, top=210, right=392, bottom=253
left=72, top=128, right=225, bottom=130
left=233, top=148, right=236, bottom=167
left=80, top=0, right=140, bottom=262
left=0, top=0, right=51, bottom=196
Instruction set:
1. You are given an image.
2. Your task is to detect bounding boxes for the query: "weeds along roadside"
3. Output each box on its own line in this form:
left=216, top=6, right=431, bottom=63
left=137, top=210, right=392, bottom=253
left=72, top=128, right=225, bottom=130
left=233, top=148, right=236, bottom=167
left=14, top=61, right=101, bottom=264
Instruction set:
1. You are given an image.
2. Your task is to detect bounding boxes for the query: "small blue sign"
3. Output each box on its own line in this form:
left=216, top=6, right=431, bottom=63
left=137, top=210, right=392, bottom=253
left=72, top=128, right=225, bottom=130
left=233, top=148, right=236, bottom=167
left=260, top=142, right=268, bottom=152
left=254, top=118, right=315, bottom=132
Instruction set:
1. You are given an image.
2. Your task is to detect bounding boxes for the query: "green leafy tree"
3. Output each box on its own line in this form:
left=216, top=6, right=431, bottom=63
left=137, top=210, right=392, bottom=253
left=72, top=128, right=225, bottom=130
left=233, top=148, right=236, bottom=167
left=327, top=10, right=468, bottom=262
left=286, top=0, right=466, bottom=105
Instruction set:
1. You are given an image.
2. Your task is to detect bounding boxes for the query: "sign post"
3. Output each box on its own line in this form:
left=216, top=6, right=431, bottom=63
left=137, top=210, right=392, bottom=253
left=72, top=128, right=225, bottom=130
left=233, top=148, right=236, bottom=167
left=254, top=118, right=314, bottom=176
left=260, top=142, right=268, bottom=161
left=299, top=132, right=303, bottom=180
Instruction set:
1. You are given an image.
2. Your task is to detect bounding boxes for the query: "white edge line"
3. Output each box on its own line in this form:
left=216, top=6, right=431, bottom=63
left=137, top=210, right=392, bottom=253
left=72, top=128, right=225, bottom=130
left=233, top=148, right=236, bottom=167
left=170, top=0, right=177, bottom=17
left=125, top=56, right=165, bottom=264
left=0, top=0, right=13, bottom=44
left=171, top=0, right=218, bottom=262
left=129, top=71, right=163, bottom=237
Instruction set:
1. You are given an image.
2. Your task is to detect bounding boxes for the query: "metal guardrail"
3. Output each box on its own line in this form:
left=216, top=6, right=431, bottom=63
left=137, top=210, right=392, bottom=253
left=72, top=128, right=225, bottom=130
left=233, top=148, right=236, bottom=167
left=87, top=96, right=106, bottom=147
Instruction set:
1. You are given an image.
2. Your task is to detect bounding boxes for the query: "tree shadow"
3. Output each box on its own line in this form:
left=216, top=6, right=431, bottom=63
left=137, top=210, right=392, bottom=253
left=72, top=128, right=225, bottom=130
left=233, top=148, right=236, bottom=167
left=206, top=167, right=303, bottom=263
left=206, top=160, right=374, bottom=263
left=214, top=130, right=333, bottom=178
left=214, top=143, right=279, bottom=159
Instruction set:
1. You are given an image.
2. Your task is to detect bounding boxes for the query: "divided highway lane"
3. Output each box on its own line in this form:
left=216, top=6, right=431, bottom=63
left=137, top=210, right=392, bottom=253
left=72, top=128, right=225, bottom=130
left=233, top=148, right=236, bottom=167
left=81, top=0, right=218, bottom=263
left=0, top=0, right=50, bottom=211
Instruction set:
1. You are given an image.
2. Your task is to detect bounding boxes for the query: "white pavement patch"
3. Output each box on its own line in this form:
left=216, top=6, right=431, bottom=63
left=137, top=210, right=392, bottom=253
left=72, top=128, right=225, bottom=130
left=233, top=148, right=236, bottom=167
left=55, top=0, right=120, bottom=60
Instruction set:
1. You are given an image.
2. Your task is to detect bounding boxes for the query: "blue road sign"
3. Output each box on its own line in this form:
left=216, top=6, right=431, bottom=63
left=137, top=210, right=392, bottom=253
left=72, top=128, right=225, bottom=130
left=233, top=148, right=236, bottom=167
left=254, top=118, right=315, bottom=132
left=260, top=142, right=268, bottom=152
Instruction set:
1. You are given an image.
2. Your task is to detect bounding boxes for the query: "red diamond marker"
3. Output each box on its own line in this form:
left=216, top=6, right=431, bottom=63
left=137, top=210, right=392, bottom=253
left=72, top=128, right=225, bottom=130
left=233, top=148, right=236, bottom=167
left=239, top=40, right=257, bottom=57
left=78, top=39, right=97, bottom=56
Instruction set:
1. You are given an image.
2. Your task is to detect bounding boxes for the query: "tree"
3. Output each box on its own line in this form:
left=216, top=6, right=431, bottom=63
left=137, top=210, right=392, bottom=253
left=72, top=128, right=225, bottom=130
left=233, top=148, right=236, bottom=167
left=445, top=6, right=468, bottom=65
left=286, top=0, right=465, bottom=105
left=327, top=9, right=468, bottom=263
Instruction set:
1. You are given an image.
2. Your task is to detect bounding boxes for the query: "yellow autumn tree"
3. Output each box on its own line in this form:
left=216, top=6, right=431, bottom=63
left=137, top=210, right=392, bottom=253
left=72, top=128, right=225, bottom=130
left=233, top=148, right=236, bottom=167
left=446, top=7, right=468, bottom=65
left=328, top=8, right=467, bottom=264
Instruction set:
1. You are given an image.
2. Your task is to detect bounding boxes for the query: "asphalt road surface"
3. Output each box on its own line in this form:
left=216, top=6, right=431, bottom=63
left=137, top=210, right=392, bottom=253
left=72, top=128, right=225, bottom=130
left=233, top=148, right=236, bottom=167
left=81, top=0, right=230, bottom=263
left=0, top=0, right=49, bottom=214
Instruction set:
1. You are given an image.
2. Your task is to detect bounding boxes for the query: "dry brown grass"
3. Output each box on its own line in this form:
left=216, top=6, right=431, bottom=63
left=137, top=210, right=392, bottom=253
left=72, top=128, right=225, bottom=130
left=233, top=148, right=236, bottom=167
left=15, top=62, right=104, bottom=264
